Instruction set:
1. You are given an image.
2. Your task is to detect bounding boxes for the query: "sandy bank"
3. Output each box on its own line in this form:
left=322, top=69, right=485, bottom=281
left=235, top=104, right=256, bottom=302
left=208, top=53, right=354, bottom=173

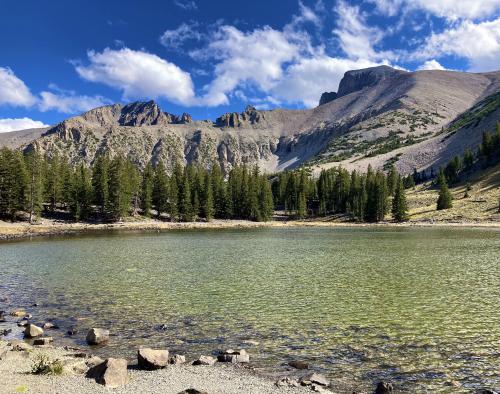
left=0, top=217, right=499, bottom=241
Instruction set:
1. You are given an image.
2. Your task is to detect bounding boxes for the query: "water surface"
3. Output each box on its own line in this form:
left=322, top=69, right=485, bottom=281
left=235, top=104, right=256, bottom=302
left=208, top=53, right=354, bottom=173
left=1, top=227, right=499, bottom=392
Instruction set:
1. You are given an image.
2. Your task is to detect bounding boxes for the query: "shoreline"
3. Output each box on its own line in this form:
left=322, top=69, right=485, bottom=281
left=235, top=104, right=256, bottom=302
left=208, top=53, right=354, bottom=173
left=1, top=217, right=499, bottom=241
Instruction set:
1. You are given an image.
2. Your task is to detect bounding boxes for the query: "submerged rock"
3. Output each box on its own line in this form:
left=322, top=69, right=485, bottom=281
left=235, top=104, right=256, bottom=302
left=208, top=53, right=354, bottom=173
left=86, top=328, right=109, bottom=345
left=192, top=355, right=216, bottom=366
left=67, top=327, right=78, bottom=336
left=375, top=381, right=394, bottom=393
left=288, top=360, right=309, bottom=370
left=42, top=322, right=59, bottom=330
left=217, top=349, right=249, bottom=363
left=137, top=348, right=169, bottom=370
left=86, top=358, right=129, bottom=388
left=24, top=324, right=44, bottom=338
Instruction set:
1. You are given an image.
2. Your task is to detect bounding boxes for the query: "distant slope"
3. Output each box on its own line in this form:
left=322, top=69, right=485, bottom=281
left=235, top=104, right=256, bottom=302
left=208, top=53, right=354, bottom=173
left=2, top=66, right=499, bottom=175
left=0, top=127, right=49, bottom=149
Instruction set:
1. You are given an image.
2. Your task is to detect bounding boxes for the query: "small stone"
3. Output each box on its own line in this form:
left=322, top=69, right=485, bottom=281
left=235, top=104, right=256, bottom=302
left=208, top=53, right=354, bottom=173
left=33, top=337, right=54, bottom=346
left=242, top=340, right=259, bottom=346
left=42, top=322, right=59, bottom=329
left=169, top=354, right=186, bottom=365
left=177, top=390, right=209, bottom=394
left=86, top=328, right=109, bottom=345
left=157, top=324, right=168, bottom=331
left=10, top=310, right=26, bottom=317
left=24, top=324, right=44, bottom=338
left=2, top=329, right=12, bottom=336
left=288, top=360, right=309, bottom=370
left=137, top=348, right=169, bottom=370
left=86, top=358, right=129, bottom=388
left=276, top=377, right=300, bottom=387
left=300, top=373, right=330, bottom=387
left=17, top=319, right=29, bottom=327
left=67, top=327, right=78, bottom=336
left=217, top=349, right=250, bottom=363
left=375, top=381, right=394, bottom=394
left=192, top=355, right=216, bottom=366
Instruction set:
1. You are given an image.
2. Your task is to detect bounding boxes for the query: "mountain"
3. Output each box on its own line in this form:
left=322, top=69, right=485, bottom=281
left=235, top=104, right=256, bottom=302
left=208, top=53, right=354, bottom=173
left=3, top=66, right=500, bottom=175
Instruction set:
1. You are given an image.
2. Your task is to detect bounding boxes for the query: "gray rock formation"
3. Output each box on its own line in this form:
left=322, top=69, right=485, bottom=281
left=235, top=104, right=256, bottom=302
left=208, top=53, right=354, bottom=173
left=319, top=92, right=337, bottom=106
left=86, top=358, right=129, bottom=388
left=2, top=66, right=498, bottom=176
left=86, top=328, right=109, bottom=345
left=137, top=348, right=169, bottom=370
left=24, top=324, right=43, bottom=338
left=192, top=355, right=216, bottom=366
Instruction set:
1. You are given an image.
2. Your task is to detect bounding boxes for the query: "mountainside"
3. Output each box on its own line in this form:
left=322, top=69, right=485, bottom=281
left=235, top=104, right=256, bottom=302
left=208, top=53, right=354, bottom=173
left=4, top=66, right=500, bottom=175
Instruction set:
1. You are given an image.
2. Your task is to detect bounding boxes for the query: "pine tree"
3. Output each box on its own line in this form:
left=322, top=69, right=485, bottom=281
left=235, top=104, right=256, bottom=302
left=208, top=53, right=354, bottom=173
left=258, top=175, right=274, bottom=221
left=69, top=165, right=93, bottom=221
left=202, top=171, right=214, bottom=221
left=140, top=162, right=154, bottom=217
left=107, top=156, right=133, bottom=220
left=92, top=154, right=110, bottom=215
left=45, top=153, right=63, bottom=212
left=0, top=148, right=27, bottom=220
left=153, top=161, right=169, bottom=219
left=463, top=149, right=474, bottom=171
left=387, top=164, right=398, bottom=196
left=24, top=151, right=45, bottom=223
left=436, top=169, right=453, bottom=210
left=392, top=176, right=409, bottom=222
left=179, top=169, right=193, bottom=221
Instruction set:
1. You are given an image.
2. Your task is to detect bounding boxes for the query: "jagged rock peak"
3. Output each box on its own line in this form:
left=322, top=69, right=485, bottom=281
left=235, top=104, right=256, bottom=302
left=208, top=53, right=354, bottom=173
left=215, top=105, right=264, bottom=128
left=337, top=65, right=406, bottom=98
left=319, top=92, right=337, bottom=106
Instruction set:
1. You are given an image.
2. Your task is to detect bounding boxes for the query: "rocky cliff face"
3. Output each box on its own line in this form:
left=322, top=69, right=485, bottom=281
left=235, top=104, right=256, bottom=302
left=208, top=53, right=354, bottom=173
left=7, top=66, right=499, bottom=175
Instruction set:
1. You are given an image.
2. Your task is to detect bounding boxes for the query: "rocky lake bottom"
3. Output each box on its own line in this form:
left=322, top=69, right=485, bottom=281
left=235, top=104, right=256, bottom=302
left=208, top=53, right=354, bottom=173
left=1, top=227, right=499, bottom=393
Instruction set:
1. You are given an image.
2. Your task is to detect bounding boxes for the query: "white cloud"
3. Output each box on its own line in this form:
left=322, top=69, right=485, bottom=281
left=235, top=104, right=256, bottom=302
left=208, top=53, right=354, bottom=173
left=369, top=0, right=500, bottom=20
left=0, top=117, right=49, bottom=133
left=0, top=67, right=37, bottom=107
left=193, top=26, right=301, bottom=106
left=418, top=59, right=446, bottom=70
left=417, top=18, right=500, bottom=71
left=38, top=91, right=111, bottom=113
left=271, top=56, right=379, bottom=107
left=75, top=47, right=196, bottom=105
left=334, top=1, right=394, bottom=61
left=160, top=22, right=203, bottom=49
left=173, top=0, right=197, bottom=10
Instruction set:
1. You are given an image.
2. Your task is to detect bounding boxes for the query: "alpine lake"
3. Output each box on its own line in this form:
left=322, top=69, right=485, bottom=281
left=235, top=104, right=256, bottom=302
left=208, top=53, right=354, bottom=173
left=1, top=226, right=499, bottom=392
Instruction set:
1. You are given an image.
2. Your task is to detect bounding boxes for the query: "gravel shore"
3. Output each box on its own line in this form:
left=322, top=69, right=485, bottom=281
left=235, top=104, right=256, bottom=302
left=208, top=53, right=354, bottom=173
left=0, top=340, right=316, bottom=394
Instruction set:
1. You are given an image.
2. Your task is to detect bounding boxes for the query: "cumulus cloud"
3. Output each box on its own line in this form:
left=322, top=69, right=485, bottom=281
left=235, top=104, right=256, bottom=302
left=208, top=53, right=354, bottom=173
left=0, top=67, right=37, bottom=107
left=416, top=18, right=500, bottom=71
left=369, top=0, right=500, bottom=20
left=75, top=47, right=196, bottom=105
left=173, top=0, right=197, bottom=10
left=334, top=1, right=394, bottom=61
left=0, top=117, right=49, bottom=133
left=160, top=21, right=203, bottom=49
left=38, top=90, right=111, bottom=113
left=418, top=59, right=446, bottom=70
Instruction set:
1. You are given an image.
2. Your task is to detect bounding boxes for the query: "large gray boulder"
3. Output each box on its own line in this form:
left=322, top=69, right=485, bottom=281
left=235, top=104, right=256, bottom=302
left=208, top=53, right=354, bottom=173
left=192, top=355, right=216, bottom=366
left=24, top=324, right=43, bottom=338
left=86, top=328, right=109, bottom=345
left=86, top=358, right=129, bottom=388
left=137, top=348, right=169, bottom=370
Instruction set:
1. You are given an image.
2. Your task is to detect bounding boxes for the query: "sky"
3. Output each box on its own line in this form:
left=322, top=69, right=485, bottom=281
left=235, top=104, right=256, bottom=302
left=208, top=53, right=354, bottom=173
left=0, top=0, right=499, bottom=132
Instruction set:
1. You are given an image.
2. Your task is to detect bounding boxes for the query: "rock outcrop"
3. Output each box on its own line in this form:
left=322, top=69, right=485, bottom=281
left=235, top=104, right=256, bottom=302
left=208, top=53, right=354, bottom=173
left=319, top=92, right=337, bottom=106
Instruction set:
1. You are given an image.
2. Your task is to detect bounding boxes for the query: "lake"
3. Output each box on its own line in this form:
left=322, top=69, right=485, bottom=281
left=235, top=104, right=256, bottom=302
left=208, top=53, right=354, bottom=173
left=1, top=227, right=499, bottom=392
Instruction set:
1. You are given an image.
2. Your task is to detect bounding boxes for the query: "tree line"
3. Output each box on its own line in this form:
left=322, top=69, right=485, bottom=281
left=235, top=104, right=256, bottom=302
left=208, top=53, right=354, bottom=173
left=272, top=164, right=409, bottom=222
left=0, top=149, right=274, bottom=223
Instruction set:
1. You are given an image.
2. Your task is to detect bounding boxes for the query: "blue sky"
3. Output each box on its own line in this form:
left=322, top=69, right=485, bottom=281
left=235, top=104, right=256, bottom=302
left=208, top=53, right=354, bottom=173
left=1, top=0, right=499, bottom=131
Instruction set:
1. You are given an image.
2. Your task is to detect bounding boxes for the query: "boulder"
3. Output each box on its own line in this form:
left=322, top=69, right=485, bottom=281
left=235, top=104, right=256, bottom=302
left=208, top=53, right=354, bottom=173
left=217, top=349, right=249, bottom=363
left=42, top=322, right=59, bottom=329
left=300, top=373, right=330, bottom=387
left=33, top=337, right=54, bottom=346
left=86, top=358, right=129, bottom=388
left=192, top=355, right=216, bottom=366
left=169, top=354, right=186, bottom=365
left=375, top=381, right=394, bottom=394
left=288, top=360, right=309, bottom=370
left=24, top=324, right=44, bottom=338
left=86, top=328, right=109, bottom=345
left=137, top=348, right=169, bottom=370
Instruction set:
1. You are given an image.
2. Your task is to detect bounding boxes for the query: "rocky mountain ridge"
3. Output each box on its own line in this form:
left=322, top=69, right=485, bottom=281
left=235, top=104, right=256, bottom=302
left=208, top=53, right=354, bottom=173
left=3, top=66, right=499, bottom=175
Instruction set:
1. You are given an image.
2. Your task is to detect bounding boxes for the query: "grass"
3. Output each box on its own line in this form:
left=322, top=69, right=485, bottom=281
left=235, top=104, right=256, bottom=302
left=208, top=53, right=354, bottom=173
left=30, top=354, right=63, bottom=376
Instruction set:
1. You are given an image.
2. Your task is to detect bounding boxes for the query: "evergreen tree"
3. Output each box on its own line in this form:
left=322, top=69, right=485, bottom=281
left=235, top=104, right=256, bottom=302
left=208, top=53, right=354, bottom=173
left=92, top=154, right=110, bottom=215
left=392, top=176, right=409, bottom=222
left=463, top=149, right=474, bottom=171
left=153, top=162, right=169, bottom=219
left=258, top=175, right=274, bottom=221
left=24, top=151, right=45, bottom=223
left=387, top=164, right=398, bottom=196
left=107, top=156, right=133, bottom=220
left=45, top=154, right=63, bottom=212
left=179, top=169, right=193, bottom=221
left=202, top=171, right=214, bottom=221
left=69, top=165, right=93, bottom=221
left=0, top=148, right=27, bottom=220
left=436, top=169, right=453, bottom=210
left=140, top=162, right=154, bottom=217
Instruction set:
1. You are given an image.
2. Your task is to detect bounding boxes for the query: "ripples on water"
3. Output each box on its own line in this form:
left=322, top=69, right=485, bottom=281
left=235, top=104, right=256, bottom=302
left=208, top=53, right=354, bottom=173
left=1, top=227, right=499, bottom=392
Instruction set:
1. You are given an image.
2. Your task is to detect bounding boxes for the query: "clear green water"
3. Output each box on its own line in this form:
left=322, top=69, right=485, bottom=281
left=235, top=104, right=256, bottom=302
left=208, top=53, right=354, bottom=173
left=1, top=227, right=499, bottom=392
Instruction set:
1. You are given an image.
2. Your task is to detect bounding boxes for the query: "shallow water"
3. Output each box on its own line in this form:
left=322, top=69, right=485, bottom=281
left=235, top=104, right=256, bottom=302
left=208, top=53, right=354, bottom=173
left=1, top=227, right=499, bottom=392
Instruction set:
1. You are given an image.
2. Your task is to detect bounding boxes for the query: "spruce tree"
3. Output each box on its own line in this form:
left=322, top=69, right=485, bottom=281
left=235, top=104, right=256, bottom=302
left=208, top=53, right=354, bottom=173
left=258, top=175, right=274, bottom=221
left=392, top=176, right=409, bottom=222
left=107, top=156, right=133, bottom=220
left=24, top=151, right=45, bottom=223
left=436, top=169, right=453, bottom=210
left=387, top=164, right=398, bottom=196
left=92, top=154, right=110, bottom=215
left=202, top=171, right=214, bottom=221
left=153, top=161, right=169, bottom=219
left=0, top=148, right=27, bottom=220
left=140, top=162, right=154, bottom=217
left=179, top=169, right=193, bottom=221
